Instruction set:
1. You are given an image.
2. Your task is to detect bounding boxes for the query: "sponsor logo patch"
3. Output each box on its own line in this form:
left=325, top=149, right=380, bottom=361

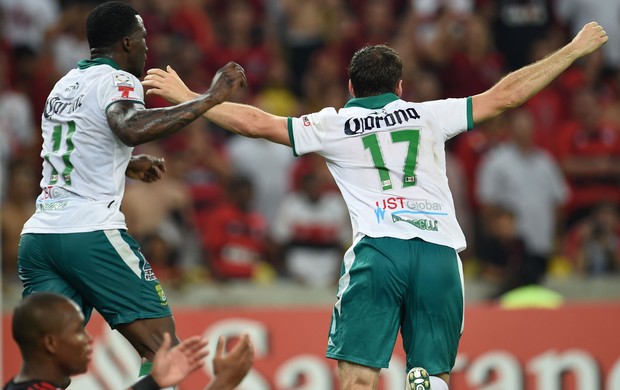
left=112, top=72, right=135, bottom=87
left=155, top=284, right=168, bottom=305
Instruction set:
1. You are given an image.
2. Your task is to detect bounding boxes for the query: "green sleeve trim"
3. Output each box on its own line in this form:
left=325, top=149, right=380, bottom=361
left=104, top=99, right=146, bottom=114
left=287, top=117, right=298, bottom=157
left=466, top=96, right=474, bottom=131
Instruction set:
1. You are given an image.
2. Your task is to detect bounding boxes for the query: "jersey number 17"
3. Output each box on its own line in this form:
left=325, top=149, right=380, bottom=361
left=362, top=129, right=420, bottom=191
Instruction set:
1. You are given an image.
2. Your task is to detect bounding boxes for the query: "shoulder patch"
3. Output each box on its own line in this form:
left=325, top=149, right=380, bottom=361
left=112, top=72, right=135, bottom=88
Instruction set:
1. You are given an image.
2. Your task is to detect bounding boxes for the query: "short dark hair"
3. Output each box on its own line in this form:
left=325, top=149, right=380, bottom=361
left=12, top=293, right=73, bottom=356
left=86, top=1, right=140, bottom=49
left=348, top=45, right=403, bottom=98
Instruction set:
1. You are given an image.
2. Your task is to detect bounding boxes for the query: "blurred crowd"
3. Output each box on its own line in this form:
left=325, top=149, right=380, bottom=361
left=1, top=0, right=619, bottom=298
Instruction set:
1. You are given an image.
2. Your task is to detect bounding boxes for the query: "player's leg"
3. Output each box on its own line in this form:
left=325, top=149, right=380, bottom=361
left=53, top=229, right=179, bottom=356
left=18, top=233, right=94, bottom=321
left=116, top=316, right=179, bottom=360
left=326, top=236, right=409, bottom=389
left=338, top=361, right=380, bottom=390
left=401, top=239, right=464, bottom=389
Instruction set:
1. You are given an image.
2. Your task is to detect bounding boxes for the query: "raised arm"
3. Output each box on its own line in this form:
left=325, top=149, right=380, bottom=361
left=143, top=67, right=291, bottom=146
left=108, top=62, right=246, bottom=147
left=472, top=22, right=608, bottom=124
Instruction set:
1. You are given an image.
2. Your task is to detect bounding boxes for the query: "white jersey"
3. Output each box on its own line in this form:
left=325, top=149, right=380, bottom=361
left=288, top=93, right=473, bottom=252
left=22, top=58, right=144, bottom=234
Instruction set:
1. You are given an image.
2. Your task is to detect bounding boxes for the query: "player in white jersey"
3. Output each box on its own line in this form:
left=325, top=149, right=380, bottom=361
left=143, top=22, right=608, bottom=390
left=17, top=2, right=253, bottom=389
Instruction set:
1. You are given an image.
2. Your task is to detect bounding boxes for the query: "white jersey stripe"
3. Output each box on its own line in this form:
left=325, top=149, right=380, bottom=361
left=104, top=229, right=142, bottom=279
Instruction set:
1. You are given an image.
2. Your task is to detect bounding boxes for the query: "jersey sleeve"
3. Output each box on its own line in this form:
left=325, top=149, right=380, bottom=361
left=288, top=107, right=337, bottom=156
left=423, top=97, right=473, bottom=141
left=100, top=70, right=145, bottom=113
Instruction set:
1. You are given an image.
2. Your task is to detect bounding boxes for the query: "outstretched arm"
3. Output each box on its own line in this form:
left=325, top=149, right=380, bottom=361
left=143, top=67, right=290, bottom=146
left=108, top=62, right=247, bottom=147
left=472, top=22, right=608, bottom=123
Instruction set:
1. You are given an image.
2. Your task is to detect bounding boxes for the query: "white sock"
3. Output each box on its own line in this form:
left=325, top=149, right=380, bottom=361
left=430, top=376, right=449, bottom=390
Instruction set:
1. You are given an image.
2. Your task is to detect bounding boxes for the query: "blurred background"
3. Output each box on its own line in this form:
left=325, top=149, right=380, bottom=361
left=1, top=0, right=619, bottom=389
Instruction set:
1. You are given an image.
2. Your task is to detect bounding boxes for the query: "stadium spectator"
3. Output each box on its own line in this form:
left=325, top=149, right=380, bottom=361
left=1, top=161, right=37, bottom=288
left=477, top=108, right=569, bottom=276
left=271, top=171, right=351, bottom=287
left=0, top=0, right=60, bottom=51
left=0, top=51, right=36, bottom=200
left=46, top=2, right=91, bottom=74
left=564, top=201, right=620, bottom=275
left=201, top=175, right=271, bottom=280
left=143, top=20, right=608, bottom=390
left=556, top=87, right=620, bottom=225
left=484, top=0, right=557, bottom=71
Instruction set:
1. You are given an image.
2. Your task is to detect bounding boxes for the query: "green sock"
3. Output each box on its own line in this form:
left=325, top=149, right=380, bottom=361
left=139, top=361, right=153, bottom=377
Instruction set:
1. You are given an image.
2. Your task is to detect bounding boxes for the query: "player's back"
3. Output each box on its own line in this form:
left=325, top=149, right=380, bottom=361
left=289, top=94, right=472, bottom=251
left=23, top=60, right=143, bottom=233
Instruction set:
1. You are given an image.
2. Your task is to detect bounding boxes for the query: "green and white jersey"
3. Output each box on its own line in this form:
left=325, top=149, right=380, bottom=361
left=288, top=93, right=473, bottom=252
left=22, top=58, right=144, bottom=234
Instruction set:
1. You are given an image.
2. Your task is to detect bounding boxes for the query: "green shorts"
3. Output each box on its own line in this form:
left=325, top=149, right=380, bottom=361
left=18, top=230, right=172, bottom=328
left=326, top=236, right=464, bottom=375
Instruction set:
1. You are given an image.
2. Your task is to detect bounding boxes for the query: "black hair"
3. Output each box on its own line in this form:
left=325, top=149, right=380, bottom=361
left=86, top=1, right=139, bottom=49
left=348, top=45, right=402, bottom=98
left=12, top=293, right=73, bottom=356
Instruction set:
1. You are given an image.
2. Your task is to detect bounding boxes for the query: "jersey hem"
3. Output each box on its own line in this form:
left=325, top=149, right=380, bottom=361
left=21, top=224, right=128, bottom=235
left=355, top=231, right=466, bottom=253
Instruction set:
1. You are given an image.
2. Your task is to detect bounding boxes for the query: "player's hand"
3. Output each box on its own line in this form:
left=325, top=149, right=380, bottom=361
left=570, top=22, right=608, bottom=58
left=150, top=332, right=209, bottom=388
left=209, top=333, right=254, bottom=390
left=125, top=154, right=166, bottom=183
left=143, top=66, right=196, bottom=105
left=207, top=61, right=248, bottom=104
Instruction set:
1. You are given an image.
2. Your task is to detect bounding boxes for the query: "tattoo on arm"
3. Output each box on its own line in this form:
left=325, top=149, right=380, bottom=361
left=107, top=95, right=218, bottom=146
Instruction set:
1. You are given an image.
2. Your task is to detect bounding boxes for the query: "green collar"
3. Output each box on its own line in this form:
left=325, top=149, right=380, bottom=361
left=77, top=58, right=120, bottom=70
left=344, top=93, right=400, bottom=109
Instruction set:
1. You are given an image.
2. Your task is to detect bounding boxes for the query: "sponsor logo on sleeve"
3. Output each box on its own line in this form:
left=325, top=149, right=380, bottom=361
left=302, top=116, right=311, bottom=127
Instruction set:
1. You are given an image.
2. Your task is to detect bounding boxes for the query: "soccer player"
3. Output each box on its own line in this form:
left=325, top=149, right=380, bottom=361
left=17, top=2, right=248, bottom=387
left=143, top=22, right=608, bottom=390
left=3, top=293, right=254, bottom=390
